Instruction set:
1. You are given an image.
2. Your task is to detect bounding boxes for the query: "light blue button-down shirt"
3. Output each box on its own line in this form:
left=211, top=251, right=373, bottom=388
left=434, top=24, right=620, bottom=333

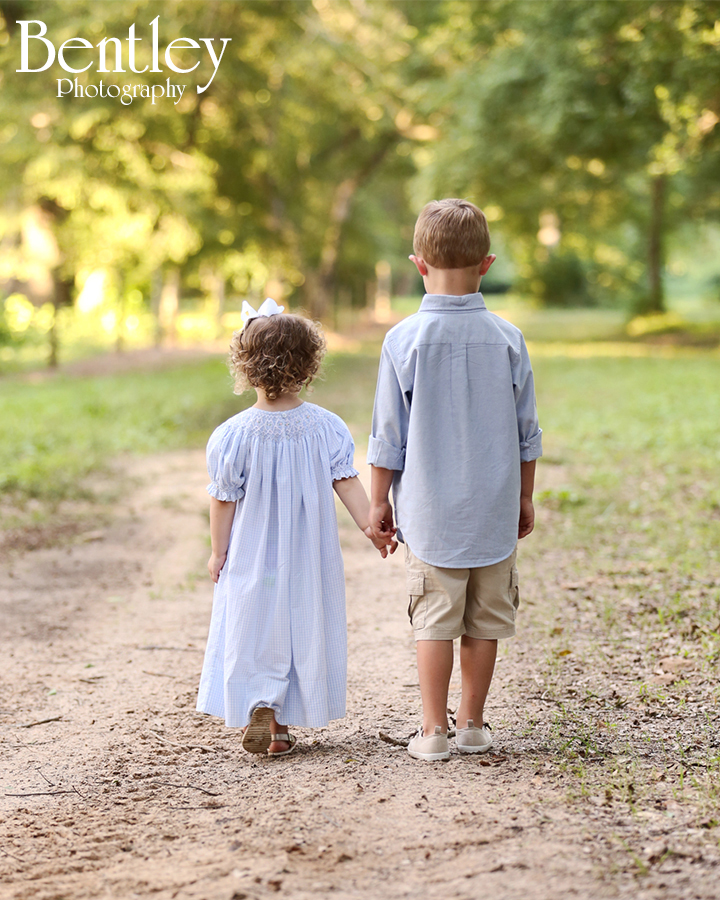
left=367, top=292, right=542, bottom=568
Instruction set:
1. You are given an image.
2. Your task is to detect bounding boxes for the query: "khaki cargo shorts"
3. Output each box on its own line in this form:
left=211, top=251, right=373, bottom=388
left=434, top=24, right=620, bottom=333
left=405, top=544, right=519, bottom=641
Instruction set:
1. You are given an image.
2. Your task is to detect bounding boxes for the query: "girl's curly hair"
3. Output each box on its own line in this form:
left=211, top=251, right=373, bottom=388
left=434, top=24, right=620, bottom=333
left=229, top=313, right=326, bottom=400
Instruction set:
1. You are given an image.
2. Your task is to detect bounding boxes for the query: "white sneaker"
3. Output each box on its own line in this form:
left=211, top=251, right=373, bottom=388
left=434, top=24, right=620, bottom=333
left=456, top=719, right=493, bottom=754
left=407, top=725, right=450, bottom=761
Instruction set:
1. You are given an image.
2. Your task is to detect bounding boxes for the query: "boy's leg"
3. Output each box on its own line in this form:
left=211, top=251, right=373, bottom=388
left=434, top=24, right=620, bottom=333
left=457, top=550, right=518, bottom=728
left=416, top=639, right=453, bottom=734
left=456, top=636, right=497, bottom=728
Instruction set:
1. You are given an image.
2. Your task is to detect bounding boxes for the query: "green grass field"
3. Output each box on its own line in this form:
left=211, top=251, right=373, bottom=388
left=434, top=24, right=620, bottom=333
left=2, top=335, right=718, bottom=572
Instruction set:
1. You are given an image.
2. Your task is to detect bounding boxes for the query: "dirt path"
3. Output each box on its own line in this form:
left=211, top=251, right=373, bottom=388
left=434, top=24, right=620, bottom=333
left=1, top=451, right=719, bottom=900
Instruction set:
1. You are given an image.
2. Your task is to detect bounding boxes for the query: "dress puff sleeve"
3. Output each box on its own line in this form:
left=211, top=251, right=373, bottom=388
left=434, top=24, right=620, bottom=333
left=206, top=419, right=246, bottom=501
left=326, top=414, right=359, bottom=482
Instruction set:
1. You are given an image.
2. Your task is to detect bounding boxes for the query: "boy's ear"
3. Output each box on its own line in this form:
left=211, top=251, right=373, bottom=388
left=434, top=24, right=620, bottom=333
left=409, top=254, right=428, bottom=276
left=479, top=254, right=496, bottom=276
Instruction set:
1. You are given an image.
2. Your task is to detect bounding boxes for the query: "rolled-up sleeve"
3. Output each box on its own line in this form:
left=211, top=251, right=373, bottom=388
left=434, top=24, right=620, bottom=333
left=367, top=340, right=409, bottom=471
left=206, top=422, right=246, bottom=501
left=513, top=338, right=543, bottom=462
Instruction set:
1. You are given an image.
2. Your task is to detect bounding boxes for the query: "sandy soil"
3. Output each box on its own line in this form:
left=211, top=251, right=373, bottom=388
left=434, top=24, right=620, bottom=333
left=2, top=449, right=719, bottom=900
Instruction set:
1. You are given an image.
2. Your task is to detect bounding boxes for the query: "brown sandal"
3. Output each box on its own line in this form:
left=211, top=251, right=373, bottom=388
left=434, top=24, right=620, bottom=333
left=241, top=707, right=274, bottom=754
left=267, top=733, right=297, bottom=758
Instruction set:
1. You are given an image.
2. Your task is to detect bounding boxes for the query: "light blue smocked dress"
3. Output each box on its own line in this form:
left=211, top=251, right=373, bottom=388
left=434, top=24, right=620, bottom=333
left=196, top=402, right=358, bottom=728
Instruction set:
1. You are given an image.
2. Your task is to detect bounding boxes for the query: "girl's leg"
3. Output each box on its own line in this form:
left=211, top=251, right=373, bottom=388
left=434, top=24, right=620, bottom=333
left=268, top=712, right=291, bottom=754
left=456, top=636, right=497, bottom=728
left=416, top=639, right=454, bottom=734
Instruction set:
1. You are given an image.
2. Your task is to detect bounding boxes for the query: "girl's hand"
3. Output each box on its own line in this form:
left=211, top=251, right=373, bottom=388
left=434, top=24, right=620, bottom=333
left=208, top=552, right=227, bottom=583
left=363, top=526, right=398, bottom=558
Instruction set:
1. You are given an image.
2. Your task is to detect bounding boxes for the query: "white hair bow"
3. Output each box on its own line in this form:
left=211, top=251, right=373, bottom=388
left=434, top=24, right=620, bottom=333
left=240, top=297, right=285, bottom=327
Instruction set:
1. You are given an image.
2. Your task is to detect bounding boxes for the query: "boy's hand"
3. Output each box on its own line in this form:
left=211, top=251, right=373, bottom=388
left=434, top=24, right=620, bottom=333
left=208, top=551, right=227, bottom=583
left=363, top=526, right=398, bottom=558
left=518, top=497, right=535, bottom=539
left=369, top=501, right=395, bottom=543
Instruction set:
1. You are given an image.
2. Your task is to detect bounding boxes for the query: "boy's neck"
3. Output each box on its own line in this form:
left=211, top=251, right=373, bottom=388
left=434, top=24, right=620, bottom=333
left=253, top=389, right=303, bottom=411
left=422, top=264, right=483, bottom=297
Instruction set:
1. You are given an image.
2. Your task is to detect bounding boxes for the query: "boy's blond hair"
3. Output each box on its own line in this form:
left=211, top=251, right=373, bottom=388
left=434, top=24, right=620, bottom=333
left=413, top=199, right=491, bottom=269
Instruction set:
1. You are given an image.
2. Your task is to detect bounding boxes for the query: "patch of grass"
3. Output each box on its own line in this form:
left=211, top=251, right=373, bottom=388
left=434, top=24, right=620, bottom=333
left=0, top=358, right=243, bottom=504
left=0, top=349, right=380, bottom=512
left=533, top=354, right=720, bottom=566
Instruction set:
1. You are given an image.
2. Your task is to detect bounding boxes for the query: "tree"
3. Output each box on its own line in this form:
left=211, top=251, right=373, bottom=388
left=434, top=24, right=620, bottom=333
left=0, top=0, right=429, bottom=348
left=415, top=0, right=720, bottom=312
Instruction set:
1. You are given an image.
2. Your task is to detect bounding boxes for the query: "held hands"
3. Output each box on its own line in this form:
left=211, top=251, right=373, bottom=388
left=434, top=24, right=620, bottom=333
left=208, top=551, right=227, bottom=583
left=364, top=525, right=398, bottom=558
left=367, top=500, right=398, bottom=557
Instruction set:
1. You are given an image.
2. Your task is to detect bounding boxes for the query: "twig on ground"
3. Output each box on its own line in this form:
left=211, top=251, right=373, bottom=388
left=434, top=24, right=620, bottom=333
left=378, top=729, right=455, bottom=747
left=378, top=731, right=411, bottom=747
left=136, top=645, right=202, bottom=652
left=142, top=670, right=181, bottom=678
left=146, top=731, right=216, bottom=754
left=5, top=790, right=76, bottom=797
left=0, top=846, right=23, bottom=862
left=19, top=716, right=62, bottom=729
left=165, top=805, right=226, bottom=810
left=150, top=781, right=220, bottom=796
left=34, top=767, right=55, bottom=786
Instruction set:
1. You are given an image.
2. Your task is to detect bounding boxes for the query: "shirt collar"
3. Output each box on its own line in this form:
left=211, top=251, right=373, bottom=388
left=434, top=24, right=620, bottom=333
left=419, top=292, right=487, bottom=312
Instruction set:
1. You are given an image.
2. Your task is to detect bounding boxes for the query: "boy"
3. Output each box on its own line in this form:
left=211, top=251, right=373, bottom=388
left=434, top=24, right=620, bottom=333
left=368, top=199, right=542, bottom=761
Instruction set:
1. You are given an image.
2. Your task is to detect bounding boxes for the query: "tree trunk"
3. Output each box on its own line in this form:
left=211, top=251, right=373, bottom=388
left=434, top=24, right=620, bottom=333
left=150, top=269, right=163, bottom=347
left=115, top=277, right=126, bottom=354
left=645, top=175, right=666, bottom=314
left=47, top=302, right=59, bottom=369
left=47, top=272, right=72, bottom=368
left=305, top=135, right=398, bottom=320
left=158, top=268, right=180, bottom=347
left=212, top=271, right=225, bottom=339
left=307, top=177, right=358, bottom=320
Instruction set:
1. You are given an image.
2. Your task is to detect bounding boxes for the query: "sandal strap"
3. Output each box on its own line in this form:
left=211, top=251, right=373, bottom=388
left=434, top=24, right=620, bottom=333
left=271, top=733, right=291, bottom=742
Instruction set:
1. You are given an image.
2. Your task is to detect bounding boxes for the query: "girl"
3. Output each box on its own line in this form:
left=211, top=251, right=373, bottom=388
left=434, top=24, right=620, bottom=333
left=196, top=299, right=395, bottom=757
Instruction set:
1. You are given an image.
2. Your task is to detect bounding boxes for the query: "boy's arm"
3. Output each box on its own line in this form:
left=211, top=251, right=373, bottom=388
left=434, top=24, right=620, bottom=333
left=518, top=459, right=536, bottom=539
left=208, top=496, right=236, bottom=582
left=367, top=338, right=409, bottom=543
left=514, top=336, right=543, bottom=464
left=333, top=475, right=397, bottom=557
left=513, top=335, right=541, bottom=540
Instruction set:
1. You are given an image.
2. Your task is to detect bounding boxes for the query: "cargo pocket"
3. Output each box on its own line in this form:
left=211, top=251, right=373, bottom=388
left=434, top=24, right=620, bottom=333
left=509, top=565, right=520, bottom=620
left=406, top=572, right=426, bottom=629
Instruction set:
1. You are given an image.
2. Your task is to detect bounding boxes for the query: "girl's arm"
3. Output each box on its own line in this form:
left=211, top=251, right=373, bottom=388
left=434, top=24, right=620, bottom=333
left=333, top=476, right=397, bottom=558
left=208, top=497, right=237, bottom=582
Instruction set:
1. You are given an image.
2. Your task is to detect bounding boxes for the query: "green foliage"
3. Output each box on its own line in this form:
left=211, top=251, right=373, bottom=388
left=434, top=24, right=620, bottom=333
left=533, top=352, right=720, bottom=565
left=0, top=358, right=242, bottom=499
left=1, top=0, right=720, bottom=345
left=0, top=347, right=381, bottom=503
left=414, top=0, right=720, bottom=311
left=526, top=251, right=594, bottom=308
left=0, top=0, right=421, bottom=323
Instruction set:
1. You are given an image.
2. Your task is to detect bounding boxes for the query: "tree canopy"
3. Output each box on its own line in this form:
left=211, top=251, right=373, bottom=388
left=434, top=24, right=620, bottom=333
left=0, top=0, right=718, bottom=343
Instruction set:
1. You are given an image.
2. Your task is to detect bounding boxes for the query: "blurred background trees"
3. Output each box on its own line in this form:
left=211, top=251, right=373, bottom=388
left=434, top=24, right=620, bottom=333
left=1, top=0, right=719, bottom=366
